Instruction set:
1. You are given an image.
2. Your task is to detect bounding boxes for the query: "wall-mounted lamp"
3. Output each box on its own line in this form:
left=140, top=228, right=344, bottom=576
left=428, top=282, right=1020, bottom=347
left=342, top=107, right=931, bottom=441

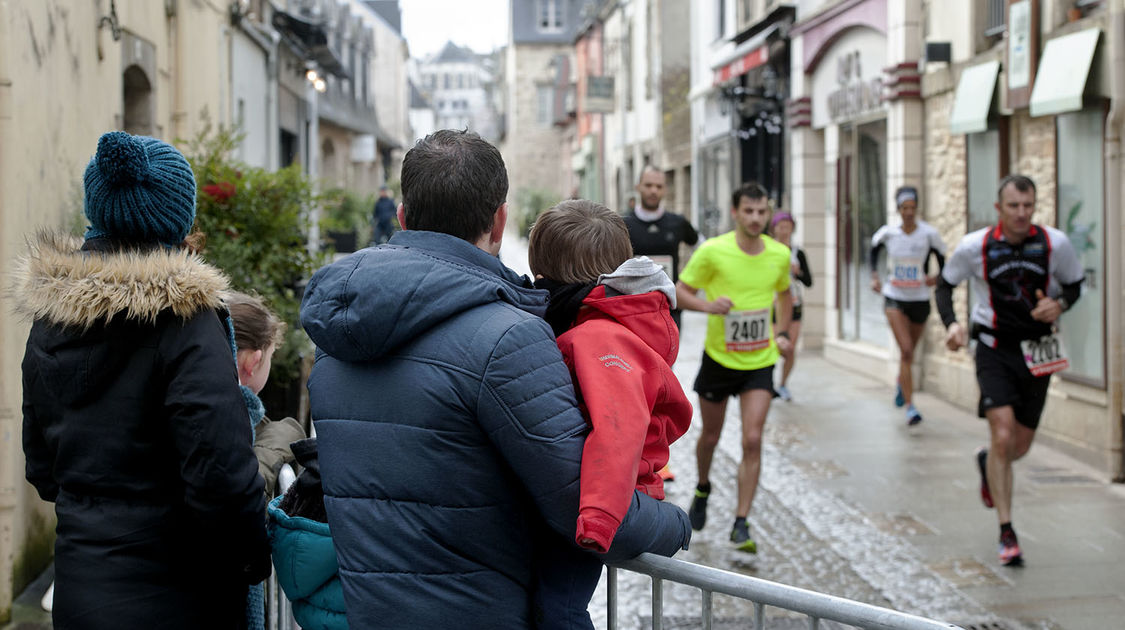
left=306, top=68, right=327, bottom=93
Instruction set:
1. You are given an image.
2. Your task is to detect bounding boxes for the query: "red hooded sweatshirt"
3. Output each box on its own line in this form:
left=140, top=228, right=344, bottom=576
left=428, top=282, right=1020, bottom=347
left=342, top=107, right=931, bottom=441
left=557, top=284, right=693, bottom=553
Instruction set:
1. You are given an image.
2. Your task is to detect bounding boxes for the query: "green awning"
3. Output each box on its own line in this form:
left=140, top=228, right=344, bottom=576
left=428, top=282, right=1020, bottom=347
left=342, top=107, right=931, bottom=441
left=949, top=61, right=1000, bottom=134
left=1029, top=28, right=1101, bottom=117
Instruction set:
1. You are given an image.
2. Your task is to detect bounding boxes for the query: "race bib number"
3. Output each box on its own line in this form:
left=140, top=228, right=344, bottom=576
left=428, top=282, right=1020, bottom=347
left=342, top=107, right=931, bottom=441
left=648, top=255, right=674, bottom=279
left=1020, top=334, right=1070, bottom=377
left=725, top=309, right=771, bottom=352
left=889, top=256, right=923, bottom=288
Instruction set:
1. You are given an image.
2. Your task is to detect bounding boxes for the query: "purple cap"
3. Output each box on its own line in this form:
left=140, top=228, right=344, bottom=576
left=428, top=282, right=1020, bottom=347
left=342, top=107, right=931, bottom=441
left=770, top=211, right=794, bottom=228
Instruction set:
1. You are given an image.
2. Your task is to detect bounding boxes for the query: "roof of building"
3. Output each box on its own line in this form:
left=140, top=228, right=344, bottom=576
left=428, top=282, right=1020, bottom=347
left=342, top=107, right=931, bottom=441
left=409, top=80, right=432, bottom=108
left=433, top=41, right=477, bottom=63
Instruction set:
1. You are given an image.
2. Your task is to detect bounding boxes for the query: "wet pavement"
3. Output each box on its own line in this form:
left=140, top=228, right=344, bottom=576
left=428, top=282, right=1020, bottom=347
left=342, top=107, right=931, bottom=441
left=589, top=306, right=1125, bottom=630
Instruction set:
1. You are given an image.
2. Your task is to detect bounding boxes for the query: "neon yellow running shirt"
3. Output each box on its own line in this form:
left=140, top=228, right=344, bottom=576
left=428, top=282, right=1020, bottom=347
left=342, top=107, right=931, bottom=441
left=679, top=232, right=791, bottom=371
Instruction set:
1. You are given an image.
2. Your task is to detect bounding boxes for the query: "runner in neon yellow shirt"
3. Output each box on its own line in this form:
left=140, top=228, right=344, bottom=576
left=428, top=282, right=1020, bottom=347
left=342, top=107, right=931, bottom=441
left=675, top=182, right=793, bottom=553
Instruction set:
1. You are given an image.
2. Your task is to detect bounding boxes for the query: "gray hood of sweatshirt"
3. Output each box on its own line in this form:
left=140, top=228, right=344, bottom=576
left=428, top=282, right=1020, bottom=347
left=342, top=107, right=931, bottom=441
left=597, top=256, right=677, bottom=308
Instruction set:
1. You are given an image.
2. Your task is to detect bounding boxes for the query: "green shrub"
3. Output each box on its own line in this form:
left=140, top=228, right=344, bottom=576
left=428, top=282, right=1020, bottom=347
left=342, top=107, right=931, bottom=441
left=181, top=122, right=328, bottom=384
left=514, top=187, right=560, bottom=237
left=320, top=188, right=375, bottom=248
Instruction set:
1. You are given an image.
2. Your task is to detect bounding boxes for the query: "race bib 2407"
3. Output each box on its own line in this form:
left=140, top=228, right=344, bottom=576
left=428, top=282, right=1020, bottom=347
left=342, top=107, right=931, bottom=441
left=725, top=308, right=771, bottom=352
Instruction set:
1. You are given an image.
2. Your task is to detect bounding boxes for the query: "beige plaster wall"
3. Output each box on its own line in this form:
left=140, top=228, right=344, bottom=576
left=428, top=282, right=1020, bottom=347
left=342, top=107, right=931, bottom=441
left=0, top=0, right=229, bottom=618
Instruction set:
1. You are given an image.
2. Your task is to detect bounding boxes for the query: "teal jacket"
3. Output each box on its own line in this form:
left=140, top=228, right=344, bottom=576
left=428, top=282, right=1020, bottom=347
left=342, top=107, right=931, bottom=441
left=267, top=496, right=346, bottom=630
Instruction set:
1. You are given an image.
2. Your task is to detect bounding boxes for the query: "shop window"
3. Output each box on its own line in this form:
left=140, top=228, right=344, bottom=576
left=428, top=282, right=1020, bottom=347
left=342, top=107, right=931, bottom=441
left=1056, top=107, right=1106, bottom=385
left=838, top=121, right=889, bottom=347
left=965, top=126, right=1005, bottom=333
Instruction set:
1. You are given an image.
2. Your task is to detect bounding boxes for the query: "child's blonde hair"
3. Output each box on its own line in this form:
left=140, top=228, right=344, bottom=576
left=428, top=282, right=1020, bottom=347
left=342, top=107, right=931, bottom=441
left=528, top=199, right=632, bottom=284
left=225, top=291, right=286, bottom=352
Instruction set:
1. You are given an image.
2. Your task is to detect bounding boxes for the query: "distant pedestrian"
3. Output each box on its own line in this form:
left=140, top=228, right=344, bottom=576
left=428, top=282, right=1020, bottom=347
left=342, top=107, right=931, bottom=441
left=16, top=131, right=270, bottom=629
left=299, top=129, right=690, bottom=629
left=937, top=174, right=1084, bottom=566
left=371, top=184, right=396, bottom=244
left=528, top=200, right=693, bottom=630
left=870, top=185, right=947, bottom=425
left=768, top=211, right=812, bottom=401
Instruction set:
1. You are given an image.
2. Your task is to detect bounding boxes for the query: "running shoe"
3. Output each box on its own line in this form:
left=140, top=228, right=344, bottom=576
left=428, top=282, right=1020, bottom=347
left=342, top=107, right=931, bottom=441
left=894, top=383, right=905, bottom=408
left=776, top=384, right=792, bottom=401
left=976, top=448, right=994, bottom=508
left=999, top=528, right=1022, bottom=566
left=658, top=464, right=675, bottom=482
left=906, top=404, right=922, bottom=426
left=688, top=488, right=709, bottom=531
left=730, top=520, right=758, bottom=554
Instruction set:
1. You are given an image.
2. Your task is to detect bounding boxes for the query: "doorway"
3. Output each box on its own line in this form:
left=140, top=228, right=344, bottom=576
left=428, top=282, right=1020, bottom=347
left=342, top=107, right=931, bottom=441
left=837, top=119, right=888, bottom=346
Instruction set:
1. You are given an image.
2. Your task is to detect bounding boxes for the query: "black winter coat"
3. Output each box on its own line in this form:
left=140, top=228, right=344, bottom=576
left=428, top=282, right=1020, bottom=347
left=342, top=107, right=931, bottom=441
left=16, top=234, right=271, bottom=630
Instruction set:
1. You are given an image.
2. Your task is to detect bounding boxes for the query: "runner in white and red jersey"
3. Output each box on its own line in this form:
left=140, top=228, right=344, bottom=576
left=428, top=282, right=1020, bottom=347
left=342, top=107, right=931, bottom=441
left=935, top=174, right=1084, bottom=567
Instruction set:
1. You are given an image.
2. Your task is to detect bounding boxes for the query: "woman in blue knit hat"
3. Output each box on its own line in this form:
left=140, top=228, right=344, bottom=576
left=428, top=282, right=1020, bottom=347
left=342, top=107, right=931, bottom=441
left=14, top=131, right=271, bottom=629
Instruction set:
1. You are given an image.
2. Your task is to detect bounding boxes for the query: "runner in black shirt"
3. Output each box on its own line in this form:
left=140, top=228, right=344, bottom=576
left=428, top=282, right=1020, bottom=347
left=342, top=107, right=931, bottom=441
left=624, top=166, right=699, bottom=329
left=936, top=174, right=1084, bottom=567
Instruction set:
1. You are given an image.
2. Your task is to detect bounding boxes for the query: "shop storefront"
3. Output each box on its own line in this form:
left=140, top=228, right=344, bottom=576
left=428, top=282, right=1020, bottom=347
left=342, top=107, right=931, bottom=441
left=788, top=0, right=924, bottom=370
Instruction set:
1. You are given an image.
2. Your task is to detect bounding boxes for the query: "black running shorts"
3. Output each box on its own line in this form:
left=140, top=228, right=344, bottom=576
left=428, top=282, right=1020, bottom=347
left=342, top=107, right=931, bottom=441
left=884, top=297, right=931, bottom=325
left=693, top=352, right=775, bottom=402
left=975, top=342, right=1051, bottom=430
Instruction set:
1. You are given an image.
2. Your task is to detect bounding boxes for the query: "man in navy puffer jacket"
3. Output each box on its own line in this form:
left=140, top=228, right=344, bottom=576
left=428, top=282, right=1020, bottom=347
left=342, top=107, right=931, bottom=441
left=300, top=130, right=690, bottom=629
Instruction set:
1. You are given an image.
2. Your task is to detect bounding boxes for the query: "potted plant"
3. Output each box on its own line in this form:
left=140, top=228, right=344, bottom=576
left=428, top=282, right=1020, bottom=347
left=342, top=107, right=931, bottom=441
left=321, top=189, right=374, bottom=253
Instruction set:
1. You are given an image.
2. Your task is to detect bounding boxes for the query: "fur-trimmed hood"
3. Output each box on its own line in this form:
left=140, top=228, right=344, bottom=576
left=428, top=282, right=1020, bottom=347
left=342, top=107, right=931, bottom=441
left=11, top=231, right=229, bottom=329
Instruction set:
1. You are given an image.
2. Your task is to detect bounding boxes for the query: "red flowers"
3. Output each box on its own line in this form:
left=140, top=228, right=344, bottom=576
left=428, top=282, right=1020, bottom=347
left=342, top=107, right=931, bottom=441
left=202, top=181, right=236, bottom=201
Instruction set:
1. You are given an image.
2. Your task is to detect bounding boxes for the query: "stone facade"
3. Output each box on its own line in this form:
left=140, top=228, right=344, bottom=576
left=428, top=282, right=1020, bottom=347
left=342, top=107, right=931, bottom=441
left=502, top=43, right=573, bottom=213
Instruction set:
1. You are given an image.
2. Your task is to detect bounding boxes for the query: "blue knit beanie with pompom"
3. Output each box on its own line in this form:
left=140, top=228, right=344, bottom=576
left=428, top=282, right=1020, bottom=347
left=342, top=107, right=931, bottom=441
left=83, top=131, right=197, bottom=246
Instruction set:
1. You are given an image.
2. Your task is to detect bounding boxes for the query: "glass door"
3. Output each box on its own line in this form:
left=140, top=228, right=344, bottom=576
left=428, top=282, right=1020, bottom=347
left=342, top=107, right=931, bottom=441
left=838, top=119, right=889, bottom=346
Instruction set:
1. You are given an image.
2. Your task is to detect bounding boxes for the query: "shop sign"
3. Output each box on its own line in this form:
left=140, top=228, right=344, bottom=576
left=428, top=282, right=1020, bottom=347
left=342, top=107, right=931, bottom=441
left=584, top=76, right=615, bottom=113
left=826, top=51, right=883, bottom=122
left=1005, top=0, right=1039, bottom=110
left=810, top=27, right=886, bottom=128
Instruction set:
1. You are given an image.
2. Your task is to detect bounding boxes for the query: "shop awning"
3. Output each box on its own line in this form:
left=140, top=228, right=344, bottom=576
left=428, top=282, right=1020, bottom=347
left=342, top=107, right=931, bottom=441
left=712, top=24, right=779, bottom=86
left=949, top=60, right=999, bottom=134
left=1029, top=28, right=1100, bottom=117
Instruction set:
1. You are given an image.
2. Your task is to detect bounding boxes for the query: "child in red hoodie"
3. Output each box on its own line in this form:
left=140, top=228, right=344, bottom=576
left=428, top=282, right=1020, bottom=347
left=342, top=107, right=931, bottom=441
left=529, top=199, right=693, bottom=630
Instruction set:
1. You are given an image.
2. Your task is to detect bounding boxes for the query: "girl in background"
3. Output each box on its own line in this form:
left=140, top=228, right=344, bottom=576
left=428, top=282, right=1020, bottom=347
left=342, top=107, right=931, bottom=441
left=770, top=212, right=812, bottom=402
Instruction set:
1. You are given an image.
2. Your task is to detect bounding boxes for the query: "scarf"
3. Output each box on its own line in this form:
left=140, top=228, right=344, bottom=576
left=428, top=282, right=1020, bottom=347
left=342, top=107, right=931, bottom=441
left=534, top=278, right=596, bottom=338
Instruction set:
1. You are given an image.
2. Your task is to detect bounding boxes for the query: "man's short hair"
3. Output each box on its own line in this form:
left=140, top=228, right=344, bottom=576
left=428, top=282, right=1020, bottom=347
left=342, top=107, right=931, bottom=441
left=732, top=182, right=768, bottom=208
left=638, top=164, right=661, bottom=179
left=528, top=199, right=633, bottom=284
left=997, top=174, right=1036, bottom=201
left=400, top=129, right=508, bottom=242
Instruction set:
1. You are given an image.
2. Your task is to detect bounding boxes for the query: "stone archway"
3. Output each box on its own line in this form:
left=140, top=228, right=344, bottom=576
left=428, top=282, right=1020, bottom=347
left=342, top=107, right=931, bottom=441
left=122, top=64, right=154, bottom=136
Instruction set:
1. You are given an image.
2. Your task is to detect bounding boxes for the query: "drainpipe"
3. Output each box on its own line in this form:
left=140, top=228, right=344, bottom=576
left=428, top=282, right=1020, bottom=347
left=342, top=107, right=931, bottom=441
left=1104, top=2, right=1124, bottom=481
left=266, top=29, right=281, bottom=171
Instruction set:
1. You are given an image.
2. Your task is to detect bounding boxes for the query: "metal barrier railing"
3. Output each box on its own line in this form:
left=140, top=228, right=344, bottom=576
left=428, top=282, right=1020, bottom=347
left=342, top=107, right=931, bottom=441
left=608, top=553, right=964, bottom=630
left=266, top=463, right=299, bottom=630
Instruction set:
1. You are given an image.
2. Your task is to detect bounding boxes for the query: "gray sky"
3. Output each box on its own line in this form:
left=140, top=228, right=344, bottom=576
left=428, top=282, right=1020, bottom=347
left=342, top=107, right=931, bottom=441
left=400, top=0, right=509, bottom=59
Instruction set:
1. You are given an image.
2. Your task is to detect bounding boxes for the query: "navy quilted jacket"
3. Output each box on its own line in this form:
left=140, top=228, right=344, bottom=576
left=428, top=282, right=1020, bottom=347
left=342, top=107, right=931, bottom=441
left=300, top=231, right=690, bottom=629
